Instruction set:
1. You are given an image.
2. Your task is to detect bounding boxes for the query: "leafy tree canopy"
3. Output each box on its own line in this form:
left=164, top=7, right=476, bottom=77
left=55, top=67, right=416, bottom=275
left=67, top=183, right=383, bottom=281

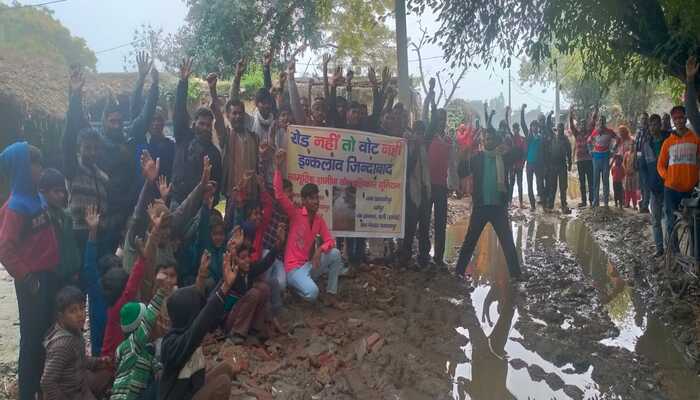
left=0, top=2, right=96, bottom=69
left=407, top=0, right=700, bottom=85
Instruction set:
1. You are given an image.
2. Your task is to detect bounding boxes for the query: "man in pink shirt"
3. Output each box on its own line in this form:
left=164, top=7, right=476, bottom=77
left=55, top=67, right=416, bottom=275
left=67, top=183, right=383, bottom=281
left=273, top=150, right=343, bottom=302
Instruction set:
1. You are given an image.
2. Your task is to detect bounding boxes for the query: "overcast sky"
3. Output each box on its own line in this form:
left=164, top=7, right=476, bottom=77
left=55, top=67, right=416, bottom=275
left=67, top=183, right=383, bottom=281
left=10, top=0, right=559, bottom=109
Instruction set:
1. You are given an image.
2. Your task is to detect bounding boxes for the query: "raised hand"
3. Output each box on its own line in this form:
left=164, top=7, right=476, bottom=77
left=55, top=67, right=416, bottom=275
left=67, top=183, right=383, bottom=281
left=140, top=150, right=160, bottom=183
left=69, top=64, right=85, bottom=94
left=428, top=77, right=436, bottom=92
left=136, top=51, right=152, bottom=79
left=198, top=250, right=211, bottom=281
left=203, top=180, right=217, bottom=209
left=522, top=104, right=527, bottom=111
left=275, top=148, right=287, bottom=169
left=687, top=55, right=699, bottom=79
left=200, top=156, right=211, bottom=185
left=157, top=175, right=172, bottom=200
left=322, top=54, right=331, bottom=68
left=85, top=205, right=100, bottom=233
left=147, top=202, right=166, bottom=230
left=179, top=58, right=193, bottom=80
left=381, top=67, right=391, bottom=91
left=330, top=66, right=345, bottom=87
left=221, top=251, right=239, bottom=292
left=228, top=226, right=244, bottom=250
left=206, top=72, right=218, bottom=90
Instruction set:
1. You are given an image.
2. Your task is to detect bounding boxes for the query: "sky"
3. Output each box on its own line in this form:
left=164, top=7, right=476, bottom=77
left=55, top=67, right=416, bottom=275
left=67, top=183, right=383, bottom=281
left=8, top=0, right=559, bottom=110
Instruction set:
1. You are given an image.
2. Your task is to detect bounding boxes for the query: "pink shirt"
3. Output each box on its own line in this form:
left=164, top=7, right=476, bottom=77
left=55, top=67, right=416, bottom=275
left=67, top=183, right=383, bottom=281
left=428, top=136, right=451, bottom=186
left=274, top=171, right=335, bottom=272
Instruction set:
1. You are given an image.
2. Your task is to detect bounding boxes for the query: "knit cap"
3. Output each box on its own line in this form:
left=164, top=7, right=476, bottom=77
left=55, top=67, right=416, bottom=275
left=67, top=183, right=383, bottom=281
left=38, top=168, right=67, bottom=192
left=120, top=302, right=146, bottom=334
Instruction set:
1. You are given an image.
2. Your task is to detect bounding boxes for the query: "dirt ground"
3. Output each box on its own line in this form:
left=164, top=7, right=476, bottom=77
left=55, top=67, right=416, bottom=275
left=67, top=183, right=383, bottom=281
left=1, top=198, right=699, bottom=399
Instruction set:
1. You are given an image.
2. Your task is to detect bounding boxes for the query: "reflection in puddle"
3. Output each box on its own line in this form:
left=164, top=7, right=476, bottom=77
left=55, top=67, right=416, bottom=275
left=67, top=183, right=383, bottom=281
left=446, top=215, right=700, bottom=400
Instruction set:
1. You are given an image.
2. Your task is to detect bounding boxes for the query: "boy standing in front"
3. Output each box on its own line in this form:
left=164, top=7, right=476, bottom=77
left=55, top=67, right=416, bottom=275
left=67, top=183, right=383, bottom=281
left=0, top=142, right=59, bottom=400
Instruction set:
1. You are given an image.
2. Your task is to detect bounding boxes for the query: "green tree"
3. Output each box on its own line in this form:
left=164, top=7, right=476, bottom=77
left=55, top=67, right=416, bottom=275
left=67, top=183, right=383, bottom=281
left=407, top=0, right=700, bottom=89
left=0, top=3, right=96, bottom=69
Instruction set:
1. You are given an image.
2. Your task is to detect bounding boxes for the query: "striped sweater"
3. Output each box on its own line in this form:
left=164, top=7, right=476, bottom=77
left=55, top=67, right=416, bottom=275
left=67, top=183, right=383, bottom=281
left=41, top=324, right=100, bottom=400
left=110, top=289, right=166, bottom=400
left=67, top=160, right=109, bottom=231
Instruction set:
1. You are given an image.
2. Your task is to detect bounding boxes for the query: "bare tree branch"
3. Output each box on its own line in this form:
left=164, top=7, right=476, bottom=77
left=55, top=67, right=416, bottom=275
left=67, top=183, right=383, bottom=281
left=410, top=22, right=431, bottom=96
left=443, top=65, right=469, bottom=107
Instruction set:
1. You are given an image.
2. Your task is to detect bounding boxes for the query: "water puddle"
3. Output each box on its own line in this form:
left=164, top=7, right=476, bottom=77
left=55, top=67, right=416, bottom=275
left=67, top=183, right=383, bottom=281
left=445, top=215, right=700, bottom=400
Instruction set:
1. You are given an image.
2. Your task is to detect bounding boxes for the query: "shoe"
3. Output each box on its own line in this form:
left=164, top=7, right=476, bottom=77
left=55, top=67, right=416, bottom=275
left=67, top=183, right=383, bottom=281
left=578, top=202, right=587, bottom=208
left=653, top=249, right=664, bottom=257
left=639, top=208, right=649, bottom=214
left=562, top=207, right=571, bottom=215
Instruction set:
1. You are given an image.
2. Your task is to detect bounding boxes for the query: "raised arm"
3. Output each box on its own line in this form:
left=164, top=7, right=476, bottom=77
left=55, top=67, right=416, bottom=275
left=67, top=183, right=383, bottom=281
left=569, top=108, right=579, bottom=138
left=287, top=61, right=306, bottom=124
left=263, top=51, right=273, bottom=91
left=587, top=107, right=599, bottom=135
left=174, top=58, right=193, bottom=145
left=686, top=56, right=700, bottom=133
left=206, top=72, right=227, bottom=146
left=422, top=77, right=436, bottom=122
left=367, top=67, right=384, bottom=131
left=130, top=51, right=152, bottom=120
left=129, top=67, right=160, bottom=144
left=63, top=67, right=87, bottom=179
left=171, top=156, right=209, bottom=236
left=138, top=205, right=165, bottom=301
left=346, top=69, right=354, bottom=102
left=327, top=66, right=345, bottom=128
left=520, top=104, right=530, bottom=137
left=544, top=111, right=555, bottom=136
left=274, top=151, right=296, bottom=216
left=229, top=58, right=245, bottom=102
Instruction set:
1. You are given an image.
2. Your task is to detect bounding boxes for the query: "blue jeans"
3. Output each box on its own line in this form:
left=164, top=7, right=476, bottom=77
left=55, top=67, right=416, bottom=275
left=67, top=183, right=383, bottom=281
left=592, top=155, right=610, bottom=206
left=650, top=190, right=664, bottom=252
left=664, top=188, right=691, bottom=247
left=286, top=248, right=343, bottom=301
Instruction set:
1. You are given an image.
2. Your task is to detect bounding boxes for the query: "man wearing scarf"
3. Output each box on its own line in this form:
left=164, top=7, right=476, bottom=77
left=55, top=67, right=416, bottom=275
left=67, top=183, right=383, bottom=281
left=454, top=131, right=523, bottom=281
left=0, top=142, right=59, bottom=400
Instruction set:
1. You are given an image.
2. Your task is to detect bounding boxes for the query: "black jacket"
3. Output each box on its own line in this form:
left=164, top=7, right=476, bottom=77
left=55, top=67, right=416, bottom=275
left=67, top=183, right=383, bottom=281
left=159, top=285, right=224, bottom=400
left=171, top=79, right=222, bottom=205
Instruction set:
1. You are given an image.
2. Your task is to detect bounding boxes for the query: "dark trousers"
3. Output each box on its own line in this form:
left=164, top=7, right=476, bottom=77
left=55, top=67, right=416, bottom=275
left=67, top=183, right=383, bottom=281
left=639, top=169, right=650, bottom=210
left=613, top=181, right=624, bottom=207
left=16, top=271, right=57, bottom=400
left=546, top=167, right=568, bottom=209
left=543, top=169, right=558, bottom=209
left=576, top=160, right=594, bottom=205
left=430, top=185, right=448, bottom=263
left=509, top=168, right=524, bottom=205
left=455, top=205, right=521, bottom=278
left=526, top=164, right=544, bottom=207
left=345, top=238, right=366, bottom=265
left=664, top=188, right=691, bottom=247
left=402, top=194, right=431, bottom=263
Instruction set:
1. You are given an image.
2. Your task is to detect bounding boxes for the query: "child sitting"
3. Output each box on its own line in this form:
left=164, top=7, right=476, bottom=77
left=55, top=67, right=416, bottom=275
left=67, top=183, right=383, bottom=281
left=611, top=154, right=625, bottom=208
left=224, top=223, right=285, bottom=344
left=41, top=286, right=112, bottom=400
left=158, top=254, right=238, bottom=400
left=110, top=271, right=175, bottom=400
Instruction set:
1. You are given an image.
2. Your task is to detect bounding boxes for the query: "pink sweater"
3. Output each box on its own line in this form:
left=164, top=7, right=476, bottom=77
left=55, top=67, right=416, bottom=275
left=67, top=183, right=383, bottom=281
left=274, top=170, right=334, bottom=272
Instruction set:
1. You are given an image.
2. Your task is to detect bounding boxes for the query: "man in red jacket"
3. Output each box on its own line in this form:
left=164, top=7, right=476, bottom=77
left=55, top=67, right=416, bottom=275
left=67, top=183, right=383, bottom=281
left=0, top=142, right=59, bottom=400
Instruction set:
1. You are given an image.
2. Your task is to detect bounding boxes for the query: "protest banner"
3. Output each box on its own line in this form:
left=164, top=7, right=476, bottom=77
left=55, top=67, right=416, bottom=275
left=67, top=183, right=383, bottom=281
left=285, top=125, right=406, bottom=238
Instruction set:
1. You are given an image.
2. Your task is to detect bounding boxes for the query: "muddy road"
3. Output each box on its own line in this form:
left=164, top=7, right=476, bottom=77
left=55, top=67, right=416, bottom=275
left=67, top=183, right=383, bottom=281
left=0, top=200, right=698, bottom=399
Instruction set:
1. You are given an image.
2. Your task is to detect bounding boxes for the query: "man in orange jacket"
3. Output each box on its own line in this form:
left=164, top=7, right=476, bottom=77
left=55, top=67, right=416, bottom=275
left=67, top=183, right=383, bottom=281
left=657, top=105, right=700, bottom=244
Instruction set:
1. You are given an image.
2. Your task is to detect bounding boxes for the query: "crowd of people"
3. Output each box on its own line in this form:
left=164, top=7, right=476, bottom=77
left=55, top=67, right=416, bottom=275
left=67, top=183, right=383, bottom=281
left=1, top=48, right=700, bottom=399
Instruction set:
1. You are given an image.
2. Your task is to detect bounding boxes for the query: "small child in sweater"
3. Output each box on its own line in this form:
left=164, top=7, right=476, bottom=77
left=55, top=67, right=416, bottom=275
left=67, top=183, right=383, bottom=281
left=110, top=271, right=175, bottom=400
left=611, top=154, right=625, bottom=208
left=41, top=286, right=112, bottom=400
left=623, top=149, right=639, bottom=209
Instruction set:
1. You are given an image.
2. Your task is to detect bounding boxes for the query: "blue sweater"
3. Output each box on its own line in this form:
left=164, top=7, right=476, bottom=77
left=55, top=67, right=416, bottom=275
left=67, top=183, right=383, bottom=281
left=526, top=136, right=542, bottom=166
left=80, top=240, right=107, bottom=356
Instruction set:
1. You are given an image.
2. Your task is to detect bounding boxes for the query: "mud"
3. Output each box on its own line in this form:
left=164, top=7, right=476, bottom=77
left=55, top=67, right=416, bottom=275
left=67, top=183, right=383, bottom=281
left=0, top=199, right=698, bottom=399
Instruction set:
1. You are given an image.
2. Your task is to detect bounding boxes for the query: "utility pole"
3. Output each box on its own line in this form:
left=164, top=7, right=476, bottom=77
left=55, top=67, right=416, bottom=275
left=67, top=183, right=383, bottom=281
left=555, top=62, right=561, bottom=124
left=395, top=0, right=411, bottom=107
